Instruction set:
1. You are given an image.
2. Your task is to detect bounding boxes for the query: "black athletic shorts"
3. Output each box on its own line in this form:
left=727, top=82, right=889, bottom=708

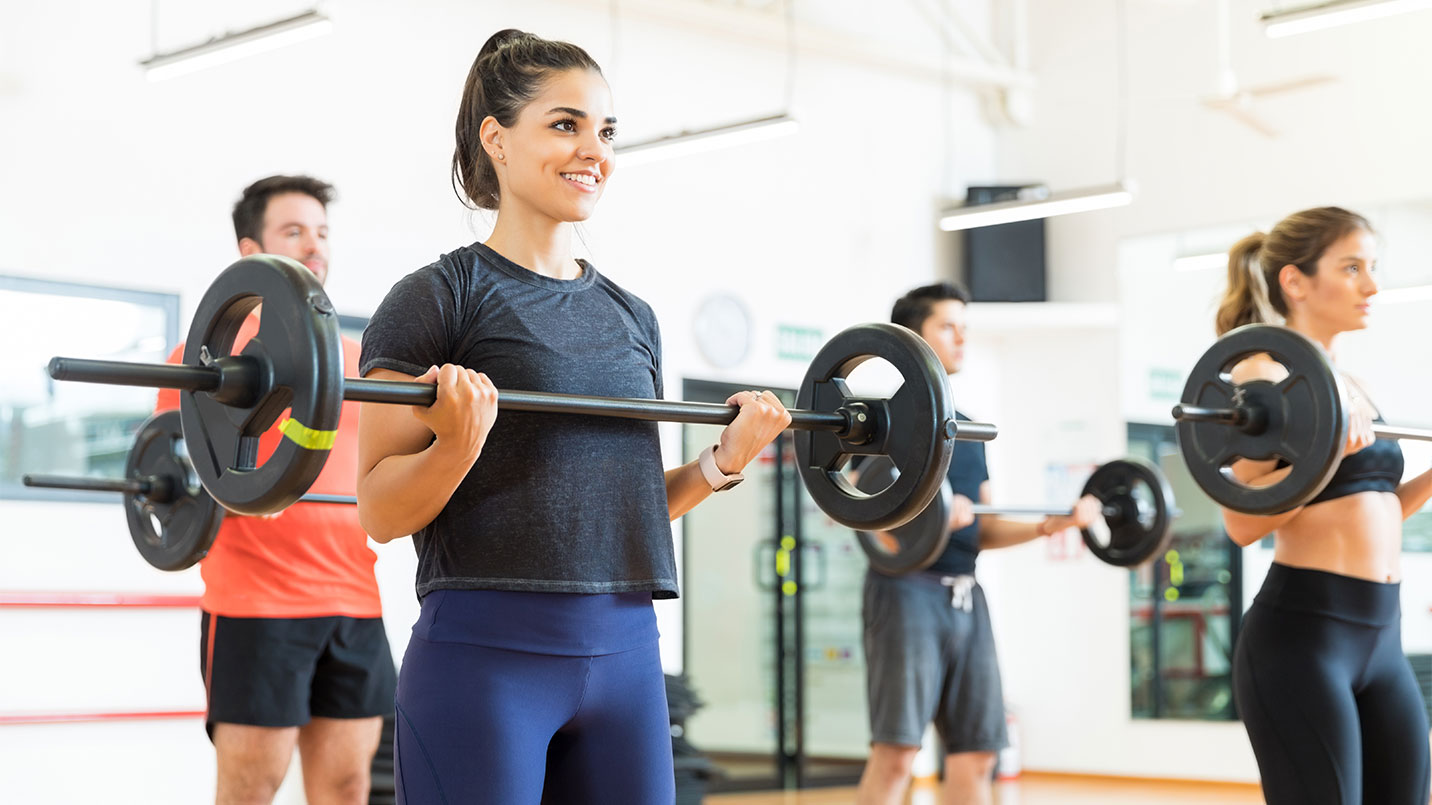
left=863, top=570, right=1008, bottom=755
left=200, top=611, right=397, bottom=737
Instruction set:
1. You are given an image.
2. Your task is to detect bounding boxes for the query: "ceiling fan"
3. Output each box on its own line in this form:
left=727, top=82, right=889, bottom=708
left=1201, top=0, right=1337, bottom=137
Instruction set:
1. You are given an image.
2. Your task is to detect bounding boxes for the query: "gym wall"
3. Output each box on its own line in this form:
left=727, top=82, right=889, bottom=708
left=0, top=1, right=1007, bottom=800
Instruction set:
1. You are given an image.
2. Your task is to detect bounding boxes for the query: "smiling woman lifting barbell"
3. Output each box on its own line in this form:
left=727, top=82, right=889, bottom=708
left=1171, top=207, right=1431, bottom=805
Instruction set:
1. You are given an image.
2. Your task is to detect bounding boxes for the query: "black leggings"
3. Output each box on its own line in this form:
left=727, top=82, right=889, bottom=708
left=1234, top=562, right=1430, bottom=805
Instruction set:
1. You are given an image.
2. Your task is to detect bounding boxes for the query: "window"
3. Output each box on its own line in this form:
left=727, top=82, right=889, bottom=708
left=0, top=276, right=179, bottom=500
left=1127, top=422, right=1241, bottom=720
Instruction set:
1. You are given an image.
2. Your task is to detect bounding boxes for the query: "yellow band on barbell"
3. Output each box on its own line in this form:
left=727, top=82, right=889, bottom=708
left=279, top=417, right=337, bottom=451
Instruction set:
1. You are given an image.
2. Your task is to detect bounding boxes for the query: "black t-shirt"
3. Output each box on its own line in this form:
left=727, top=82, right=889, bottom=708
left=926, top=410, right=990, bottom=576
left=359, top=242, right=677, bottom=599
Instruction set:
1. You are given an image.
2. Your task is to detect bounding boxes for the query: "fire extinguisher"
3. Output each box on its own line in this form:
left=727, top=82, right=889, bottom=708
left=996, top=708, right=1021, bottom=780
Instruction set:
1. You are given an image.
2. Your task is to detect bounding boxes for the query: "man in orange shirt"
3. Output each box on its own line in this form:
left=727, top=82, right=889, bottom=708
left=158, top=175, right=395, bottom=805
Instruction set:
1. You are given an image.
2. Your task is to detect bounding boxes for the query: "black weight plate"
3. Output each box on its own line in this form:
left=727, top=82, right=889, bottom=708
left=794, top=323, right=956, bottom=531
left=124, top=411, right=223, bottom=571
left=1175, top=324, right=1346, bottom=516
left=180, top=256, right=344, bottom=515
left=852, top=456, right=952, bottom=574
left=1080, top=458, right=1176, bottom=567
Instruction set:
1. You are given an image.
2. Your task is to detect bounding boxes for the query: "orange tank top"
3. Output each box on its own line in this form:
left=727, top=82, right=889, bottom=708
left=156, top=316, right=381, bottom=618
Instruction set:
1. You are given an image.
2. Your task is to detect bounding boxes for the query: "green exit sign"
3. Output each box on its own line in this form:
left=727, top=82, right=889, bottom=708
left=777, top=324, right=823, bottom=361
left=1149, top=367, right=1183, bottom=402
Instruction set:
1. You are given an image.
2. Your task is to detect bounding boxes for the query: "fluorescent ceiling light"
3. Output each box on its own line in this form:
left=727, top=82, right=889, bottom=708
left=1173, top=252, right=1228, bottom=272
left=938, top=183, right=1134, bottom=232
left=1375, top=284, right=1432, bottom=305
left=615, top=114, right=799, bottom=167
left=140, top=10, right=333, bottom=82
left=1261, top=0, right=1432, bottom=38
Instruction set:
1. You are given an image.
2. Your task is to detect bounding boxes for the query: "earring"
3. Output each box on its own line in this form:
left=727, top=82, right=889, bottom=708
left=494, top=152, right=504, bottom=161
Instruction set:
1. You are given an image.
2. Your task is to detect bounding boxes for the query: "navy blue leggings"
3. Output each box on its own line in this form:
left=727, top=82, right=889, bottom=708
left=393, top=590, right=675, bottom=805
left=1233, top=563, right=1430, bottom=805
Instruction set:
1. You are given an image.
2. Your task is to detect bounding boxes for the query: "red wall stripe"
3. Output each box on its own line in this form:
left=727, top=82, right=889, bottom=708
left=0, top=710, right=204, bottom=725
left=0, top=592, right=200, bottom=608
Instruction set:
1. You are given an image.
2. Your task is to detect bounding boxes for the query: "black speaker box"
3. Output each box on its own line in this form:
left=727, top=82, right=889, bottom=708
left=960, top=185, right=1047, bottom=302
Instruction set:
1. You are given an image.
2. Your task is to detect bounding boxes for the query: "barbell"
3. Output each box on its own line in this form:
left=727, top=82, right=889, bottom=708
left=23, top=411, right=356, bottom=571
left=851, top=456, right=1176, bottom=574
left=45, top=256, right=999, bottom=531
left=1172, top=323, right=1428, bottom=515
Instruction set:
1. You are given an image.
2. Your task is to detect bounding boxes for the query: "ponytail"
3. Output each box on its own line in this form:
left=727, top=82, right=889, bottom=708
left=1214, top=232, right=1281, bottom=335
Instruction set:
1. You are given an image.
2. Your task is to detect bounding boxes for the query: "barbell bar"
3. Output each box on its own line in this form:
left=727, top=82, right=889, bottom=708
left=851, top=456, right=1177, bottom=574
left=20, top=411, right=358, bottom=571
left=43, top=255, right=997, bottom=531
left=47, top=356, right=997, bottom=441
left=1172, top=323, right=1428, bottom=514
left=1172, top=403, right=1432, bottom=444
left=24, top=474, right=357, bottom=506
left=968, top=503, right=1124, bottom=518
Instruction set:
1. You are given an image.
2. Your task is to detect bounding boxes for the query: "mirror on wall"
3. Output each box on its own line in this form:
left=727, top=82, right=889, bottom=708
left=0, top=276, right=180, bottom=500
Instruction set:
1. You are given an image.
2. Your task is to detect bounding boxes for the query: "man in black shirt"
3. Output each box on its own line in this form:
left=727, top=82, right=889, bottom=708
left=856, top=282, right=1098, bottom=805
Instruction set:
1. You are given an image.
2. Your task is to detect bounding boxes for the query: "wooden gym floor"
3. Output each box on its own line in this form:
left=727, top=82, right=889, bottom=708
left=706, top=772, right=1265, bottom=804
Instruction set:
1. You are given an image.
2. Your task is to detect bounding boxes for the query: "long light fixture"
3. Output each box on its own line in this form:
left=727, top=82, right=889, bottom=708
left=1173, top=252, right=1228, bottom=272
left=140, top=9, right=333, bottom=82
left=937, top=182, right=1134, bottom=232
left=1261, top=0, right=1432, bottom=37
left=615, top=114, right=799, bottom=167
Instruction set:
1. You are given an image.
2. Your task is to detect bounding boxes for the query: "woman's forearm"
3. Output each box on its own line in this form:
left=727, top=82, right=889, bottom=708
left=1222, top=507, right=1301, bottom=547
left=358, top=439, right=480, bottom=542
left=1395, top=466, right=1432, bottom=520
left=1219, top=461, right=1300, bottom=546
left=665, top=461, right=713, bottom=520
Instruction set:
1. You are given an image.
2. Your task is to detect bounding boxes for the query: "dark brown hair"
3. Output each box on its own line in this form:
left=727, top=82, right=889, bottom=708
left=1215, top=206, right=1373, bottom=335
left=452, top=29, right=603, bottom=210
left=232, top=175, right=334, bottom=245
left=891, top=282, right=972, bottom=332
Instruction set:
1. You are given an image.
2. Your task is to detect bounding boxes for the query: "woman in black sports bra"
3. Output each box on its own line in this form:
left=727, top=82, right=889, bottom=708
left=1215, top=206, right=1432, bottom=805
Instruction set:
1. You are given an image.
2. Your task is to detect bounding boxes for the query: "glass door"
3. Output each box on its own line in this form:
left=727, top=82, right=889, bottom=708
left=681, top=380, right=869, bottom=792
left=681, top=379, right=784, bottom=791
left=789, top=448, right=868, bottom=787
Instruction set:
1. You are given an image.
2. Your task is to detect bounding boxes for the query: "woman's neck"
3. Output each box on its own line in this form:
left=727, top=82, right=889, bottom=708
left=485, top=207, right=582, bottom=280
left=1284, top=315, right=1339, bottom=358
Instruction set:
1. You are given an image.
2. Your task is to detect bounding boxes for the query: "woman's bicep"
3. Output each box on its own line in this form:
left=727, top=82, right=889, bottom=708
left=357, top=368, right=434, bottom=480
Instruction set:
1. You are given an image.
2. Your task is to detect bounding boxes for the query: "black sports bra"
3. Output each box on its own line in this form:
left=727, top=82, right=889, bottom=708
left=1304, top=419, right=1404, bottom=506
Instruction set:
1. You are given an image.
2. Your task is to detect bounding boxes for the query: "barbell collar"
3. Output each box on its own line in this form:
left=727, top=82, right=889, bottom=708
left=208, top=355, right=271, bottom=409
left=952, top=420, right=997, bottom=442
left=1171, top=403, right=1246, bottom=426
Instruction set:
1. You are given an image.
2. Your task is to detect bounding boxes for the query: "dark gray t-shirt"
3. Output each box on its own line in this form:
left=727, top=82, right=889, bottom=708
left=359, top=242, right=677, bottom=599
